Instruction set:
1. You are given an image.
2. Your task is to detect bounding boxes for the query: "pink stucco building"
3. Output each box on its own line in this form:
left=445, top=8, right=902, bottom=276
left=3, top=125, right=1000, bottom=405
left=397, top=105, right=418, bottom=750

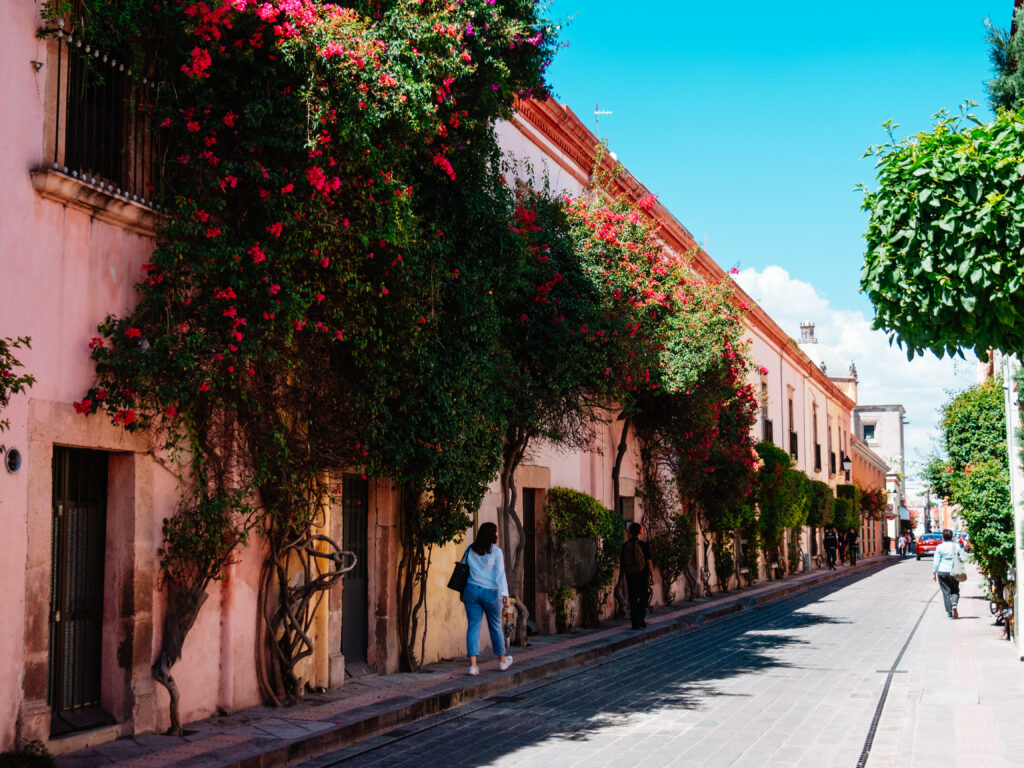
left=0, top=8, right=855, bottom=752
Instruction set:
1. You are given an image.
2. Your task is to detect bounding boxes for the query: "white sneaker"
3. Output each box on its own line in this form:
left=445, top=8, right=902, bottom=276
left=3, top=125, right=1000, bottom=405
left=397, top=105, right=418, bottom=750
left=468, top=665, right=479, bottom=676
left=499, top=656, right=513, bottom=671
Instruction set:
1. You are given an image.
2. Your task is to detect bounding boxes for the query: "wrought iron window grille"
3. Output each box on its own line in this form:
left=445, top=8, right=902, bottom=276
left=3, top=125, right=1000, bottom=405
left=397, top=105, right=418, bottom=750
left=48, top=20, right=162, bottom=207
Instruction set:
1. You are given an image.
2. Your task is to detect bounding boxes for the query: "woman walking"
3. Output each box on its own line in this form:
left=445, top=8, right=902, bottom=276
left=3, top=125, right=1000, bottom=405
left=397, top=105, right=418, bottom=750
left=463, top=522, right=513, bottom=675
left=932, top=528, right=967, bottom=619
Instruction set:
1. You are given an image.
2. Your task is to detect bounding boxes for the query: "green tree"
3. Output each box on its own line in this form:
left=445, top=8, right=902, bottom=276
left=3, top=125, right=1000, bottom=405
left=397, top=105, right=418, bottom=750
left=860, top=106, right=1024, bottom=359
left=755, top=442, right=809, bottom=577
left=494, top=184, right=609, bottom=645
left=931, top=380, right=1014, bottom=584
left=834, top=484, right=862, bottom=531
left=806, top=481, right=835, bottom=527
left=986, top=7, right=1024, bottom=112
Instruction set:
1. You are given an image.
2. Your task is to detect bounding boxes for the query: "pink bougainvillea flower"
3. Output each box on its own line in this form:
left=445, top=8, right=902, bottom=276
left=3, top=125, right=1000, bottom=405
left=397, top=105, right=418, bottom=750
left=199, top=382, right=210, bottom=392
left=113, top=408, right=137, bottom=426
left=88, top=336, right=105, bottom=349
left=181, top=47, right=213, bottom=78
left=267, top=222, right=283, bottom=237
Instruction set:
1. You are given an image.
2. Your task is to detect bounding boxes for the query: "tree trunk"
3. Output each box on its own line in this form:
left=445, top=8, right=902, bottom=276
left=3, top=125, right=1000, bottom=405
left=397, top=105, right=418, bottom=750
left=497, top=428, right=530, bottom=646
left=151, top=583, right=209, bottom=735
left=611, top=414, right=632, bottom=513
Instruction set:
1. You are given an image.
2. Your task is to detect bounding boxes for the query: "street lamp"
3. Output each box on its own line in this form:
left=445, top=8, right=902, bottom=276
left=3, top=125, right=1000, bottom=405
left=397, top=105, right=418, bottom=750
left=842, top=456, right=852, bottom=482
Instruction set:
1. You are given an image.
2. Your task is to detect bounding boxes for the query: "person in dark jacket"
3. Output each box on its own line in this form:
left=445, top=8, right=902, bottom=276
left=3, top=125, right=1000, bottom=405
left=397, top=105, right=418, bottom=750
left=847, top=527, right=860, bottom=566
left=620, top=523, right=653, bottom=629
left=823, top=525, right=839, bottom=570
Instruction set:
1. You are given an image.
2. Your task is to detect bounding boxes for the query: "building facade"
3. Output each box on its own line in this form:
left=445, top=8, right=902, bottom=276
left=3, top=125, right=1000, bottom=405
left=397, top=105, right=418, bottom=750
left=1, top=9, right=860, bottom=750
left=852, top=405, right=907, bottom=541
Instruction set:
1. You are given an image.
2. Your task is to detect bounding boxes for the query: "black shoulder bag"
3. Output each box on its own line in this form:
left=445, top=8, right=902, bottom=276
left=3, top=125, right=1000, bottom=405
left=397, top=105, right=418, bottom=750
left=447, top=547, right=471, bottom=593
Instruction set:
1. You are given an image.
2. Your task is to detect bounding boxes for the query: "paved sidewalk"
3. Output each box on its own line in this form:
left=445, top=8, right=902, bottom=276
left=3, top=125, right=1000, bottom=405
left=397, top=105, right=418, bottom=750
left=866, top=562, right=1024, bottom=768
left=56, top=557, right=895, bottom=768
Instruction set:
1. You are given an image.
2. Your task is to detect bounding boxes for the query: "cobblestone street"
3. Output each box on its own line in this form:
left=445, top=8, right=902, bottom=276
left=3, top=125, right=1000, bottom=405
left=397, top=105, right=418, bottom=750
left=297, top=560, right=1024, bottom=768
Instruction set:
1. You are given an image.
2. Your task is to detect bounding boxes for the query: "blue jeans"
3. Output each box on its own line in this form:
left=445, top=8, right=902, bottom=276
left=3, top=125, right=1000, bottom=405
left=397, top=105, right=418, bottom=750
left=463, top=582, right=505, bottom=657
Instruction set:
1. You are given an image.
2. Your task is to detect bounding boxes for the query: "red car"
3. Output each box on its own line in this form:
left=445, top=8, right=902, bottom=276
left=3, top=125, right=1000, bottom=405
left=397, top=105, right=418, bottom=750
left=915, top=532, right=944, bottom=559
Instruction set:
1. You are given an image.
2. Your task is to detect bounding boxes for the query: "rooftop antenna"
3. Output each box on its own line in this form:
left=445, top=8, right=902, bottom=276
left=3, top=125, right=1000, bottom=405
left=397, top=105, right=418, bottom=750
left=594, top=104, right=612, bottom=140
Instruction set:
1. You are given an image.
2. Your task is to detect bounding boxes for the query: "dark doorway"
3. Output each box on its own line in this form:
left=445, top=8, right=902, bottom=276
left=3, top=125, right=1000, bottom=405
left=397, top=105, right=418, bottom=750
left=522, top=489, right=537, bottom=621
left=341, top=474, right=369, bottom=669
left=49, top=447, right=112, bottom=735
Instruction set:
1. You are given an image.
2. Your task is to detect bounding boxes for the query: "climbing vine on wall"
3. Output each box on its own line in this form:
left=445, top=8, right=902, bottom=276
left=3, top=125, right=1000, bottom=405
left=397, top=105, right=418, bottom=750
left=58, top=0, right=559, bottom=723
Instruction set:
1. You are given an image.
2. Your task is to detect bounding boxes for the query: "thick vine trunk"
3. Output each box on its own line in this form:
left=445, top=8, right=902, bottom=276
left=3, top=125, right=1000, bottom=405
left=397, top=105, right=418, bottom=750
left=151, top=583, right=209, bottom=735
left=497, top=429, right=530, bottom=647
left=256, top=527, right=356, bottom=704
left=395, top=482, right=430, bottom=672
left=611, top=414, right=631, bottom=513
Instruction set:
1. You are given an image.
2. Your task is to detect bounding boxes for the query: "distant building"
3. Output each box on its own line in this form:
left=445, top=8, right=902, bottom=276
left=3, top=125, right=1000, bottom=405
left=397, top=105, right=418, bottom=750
left=850, top=436, right=890, bottom=555
left=852, top=405, right=907, bottom=540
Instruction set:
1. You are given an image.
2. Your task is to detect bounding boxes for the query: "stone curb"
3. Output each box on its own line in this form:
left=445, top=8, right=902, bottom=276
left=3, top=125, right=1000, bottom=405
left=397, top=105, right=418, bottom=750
left=205, top=557, right=898, bottom=768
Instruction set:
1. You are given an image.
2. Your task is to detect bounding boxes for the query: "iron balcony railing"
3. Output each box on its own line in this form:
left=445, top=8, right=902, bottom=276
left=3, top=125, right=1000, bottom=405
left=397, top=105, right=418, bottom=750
left=50, top=22, right=161, bottom=206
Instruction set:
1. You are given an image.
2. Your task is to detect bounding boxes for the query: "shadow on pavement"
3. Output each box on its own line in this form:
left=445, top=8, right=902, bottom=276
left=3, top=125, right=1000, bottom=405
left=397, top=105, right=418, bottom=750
left=330, top=570, right=873, bottom=767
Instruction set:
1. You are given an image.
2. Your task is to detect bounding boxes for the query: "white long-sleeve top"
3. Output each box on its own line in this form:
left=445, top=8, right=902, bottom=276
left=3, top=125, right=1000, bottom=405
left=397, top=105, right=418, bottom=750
left=932, top=540, right=966, bottom=574
left=466, top=545, right=509, bottom=596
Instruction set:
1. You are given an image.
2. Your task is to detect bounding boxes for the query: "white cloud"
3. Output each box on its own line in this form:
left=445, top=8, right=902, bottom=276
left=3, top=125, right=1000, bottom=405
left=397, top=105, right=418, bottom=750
left=735, top=265, right=977, bottom=478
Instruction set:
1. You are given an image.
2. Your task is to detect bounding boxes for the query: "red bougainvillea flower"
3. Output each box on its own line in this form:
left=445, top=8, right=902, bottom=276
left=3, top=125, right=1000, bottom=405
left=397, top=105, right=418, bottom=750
left=73, top=399, right=93, bottom=414
left=125, top=328, right=142, bottom=339
left=88, top=336, right=105, bottom=349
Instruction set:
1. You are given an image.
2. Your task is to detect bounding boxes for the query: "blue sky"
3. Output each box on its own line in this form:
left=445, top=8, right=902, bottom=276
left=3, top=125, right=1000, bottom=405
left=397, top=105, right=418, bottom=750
left=544, top=0, right=1006, bottom=318
left=541, top=1, right=1010, bottom=481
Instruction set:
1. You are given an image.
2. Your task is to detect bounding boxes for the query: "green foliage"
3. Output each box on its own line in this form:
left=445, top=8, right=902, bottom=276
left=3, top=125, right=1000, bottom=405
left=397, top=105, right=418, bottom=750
left=942, top=379, right=1007, bottom=471
left=832, top=497, right=854, bottom=533
left=834, top=484, right=862, bottom=531
left=0, top=336, right=35, bottom=452
left=159, top=491, right=252, bottom=585
left=0, top=741, right=56, bottom=768
left=860, top=107, right=1024, bottom=358
left=755, top=442, right=809, bottom=564
left=933, top=381, right=1014, bottom=580
left=986, top=7, right=1024, bottom=112
left=806, top=481, right=835, bottom=527
left=545, top=487, right=619, bottom=626
left=649, top=512, right=696, bottom=604
left=546, top=487, right=616, bottom=541
left=956, top=460, right=1015, bottom=579
left=923, top=454, right=954, bottom=501
left=549, top=586, right=573, bottom=634
left=710, top=532, right=736, bottom=592
left=787, top=529, right=803, bottom=573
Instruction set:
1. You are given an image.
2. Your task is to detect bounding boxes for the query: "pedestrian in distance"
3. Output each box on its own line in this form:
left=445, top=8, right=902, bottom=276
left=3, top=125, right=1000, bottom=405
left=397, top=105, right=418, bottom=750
left=462, top=522, right=513, bottom=676
left=823, top=524, right=839, bottom=570
left=847, top=527, right=860, bottom=566
left=897, top=534, right=907, bottom=557
left=620, top=522, right=653, bottom=630
left=932, top=528, right=967, bottom=619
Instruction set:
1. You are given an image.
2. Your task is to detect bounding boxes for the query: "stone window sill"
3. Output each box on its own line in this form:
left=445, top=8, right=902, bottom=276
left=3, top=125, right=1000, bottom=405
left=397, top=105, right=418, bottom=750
left=31, top=167, right=159, bottom=237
